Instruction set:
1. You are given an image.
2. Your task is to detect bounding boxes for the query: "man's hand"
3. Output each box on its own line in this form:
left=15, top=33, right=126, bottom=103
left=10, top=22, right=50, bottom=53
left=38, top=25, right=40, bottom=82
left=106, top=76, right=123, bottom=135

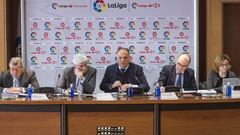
left=120, top=84, right=129, bottom=91
left=160, top=86, right=165, bottom=92
left=74, top=68, right=84, bottom=80
left=7, top=87, right=22, bottom=93
left=112, top=81, right=122, bottom=89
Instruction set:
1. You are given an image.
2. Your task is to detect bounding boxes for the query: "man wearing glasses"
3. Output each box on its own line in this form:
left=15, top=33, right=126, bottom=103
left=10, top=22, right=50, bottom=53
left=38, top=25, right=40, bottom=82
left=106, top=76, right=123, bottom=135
left=0, top=57, right=39, bottom=93
left=100, top=47, right=150, bottom=93
left=157, top=53, right=197, bottom=91
left=56, top=54, right=97, bottom=94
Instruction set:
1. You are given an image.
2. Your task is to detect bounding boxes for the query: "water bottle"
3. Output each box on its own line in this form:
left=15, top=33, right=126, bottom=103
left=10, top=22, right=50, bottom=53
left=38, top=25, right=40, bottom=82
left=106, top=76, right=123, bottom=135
left=127, top=83, right=133, bottom=97
left=226, top=82, right=232, bottom=97
left=69, top=84, right=75, bottom=97
left=27, top=84, right=33, bottom=99
left=155, top=83, right=161, bottom=96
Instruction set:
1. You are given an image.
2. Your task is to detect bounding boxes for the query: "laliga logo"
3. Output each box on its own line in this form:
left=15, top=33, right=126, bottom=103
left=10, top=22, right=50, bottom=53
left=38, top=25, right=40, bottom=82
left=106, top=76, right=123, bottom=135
left=75, top=46, right=81, bottom=53
left=98, top=32, right=103, bottom=37
left=183, top=21, right=190, bottom=28
left=93, top=0, right=106, bottom=12
left=55, top=32, right=61, bottom=38
left=183, top=45, right=189, bottom=52
left=169, top=55, right=176, bottom=62
left=31, top=56, right=37, bottom=63
left=129, top=46, right=135, bottom=54
left=85, top=32, right=92, bottom=39
left=139, top=56, right=146, bottom=64
left=139, top=31, right=146, bottom=38
left=153, top=21, right=160, bottom=28
left=50, top=46, right=57, bottom=53
left=44, top=22, right=51, bottom=29
left=61, top=56, right=67, bottom=64
left=31, top=32, right=37, bottom=39
left=129, top=21, right=135, bottom=29
left=74, top=21, right=81, bottom=29
left=104, top=46, right=111, bottom=54
left=159, top=46, right=165, bottom=53
left=164, top=31, right=170, bottom=39
left=109, top=31, right=116, bottom=39
left=52, top=3, right=58, bottom=9
left=99, top=21, right=106, bottom=29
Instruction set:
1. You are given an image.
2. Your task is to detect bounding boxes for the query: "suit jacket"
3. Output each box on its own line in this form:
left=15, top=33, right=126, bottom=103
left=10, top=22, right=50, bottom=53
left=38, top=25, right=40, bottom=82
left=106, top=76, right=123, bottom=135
left=56, top=66, right=97, bottom=94
left=0, top=69, right=40, bottom=93
left=207, top=70, right=237, bottom=89
left=157, top=64, right=197, bottom=90
left=100, top=62, right=150, bottom=92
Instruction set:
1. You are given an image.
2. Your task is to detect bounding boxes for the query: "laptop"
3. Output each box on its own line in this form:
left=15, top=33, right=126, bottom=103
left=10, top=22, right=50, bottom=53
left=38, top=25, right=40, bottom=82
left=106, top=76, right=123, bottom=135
left=222, top=78, right=240, bottom=90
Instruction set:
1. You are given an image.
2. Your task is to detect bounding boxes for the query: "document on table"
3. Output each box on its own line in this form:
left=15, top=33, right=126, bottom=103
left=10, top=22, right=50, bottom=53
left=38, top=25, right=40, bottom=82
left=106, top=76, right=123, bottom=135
left=94, top=93, right=116, bottom=101
left=31, top=94, right=49, bottom=100
left=161, top=92, right=178, bottom=100
left=232, top=90, right=240, bottom=98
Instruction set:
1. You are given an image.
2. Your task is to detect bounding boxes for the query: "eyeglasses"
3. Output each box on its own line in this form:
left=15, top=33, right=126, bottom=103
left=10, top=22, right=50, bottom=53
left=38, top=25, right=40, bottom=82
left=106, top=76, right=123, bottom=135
left=177, top=62, right=189, bottom=68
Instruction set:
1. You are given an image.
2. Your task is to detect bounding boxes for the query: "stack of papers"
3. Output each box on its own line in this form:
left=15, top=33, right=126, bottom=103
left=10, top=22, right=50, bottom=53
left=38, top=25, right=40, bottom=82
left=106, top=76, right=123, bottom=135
left=31, top=94, right=49, bottom=100
left=161, top=92, right=179, bottom=100
left=197, top=89, right=217, bottom=97
left=94, top=93, right=116, bottom=101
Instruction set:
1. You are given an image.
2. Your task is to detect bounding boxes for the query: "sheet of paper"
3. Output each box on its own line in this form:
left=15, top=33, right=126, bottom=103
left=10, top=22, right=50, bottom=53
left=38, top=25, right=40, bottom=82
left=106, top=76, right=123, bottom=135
left=197, top=89, right=217, bottom=94
left=161, top=92, right=178, bottom=100
left=31, top=94, right=49, bottom=100
left=232, top=90, right=240, bottom=98
left=95, top=93, right=116, bottom=101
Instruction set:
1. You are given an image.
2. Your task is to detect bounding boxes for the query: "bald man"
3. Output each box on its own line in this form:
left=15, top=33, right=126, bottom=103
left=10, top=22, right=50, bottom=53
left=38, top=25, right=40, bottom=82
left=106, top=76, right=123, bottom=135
left=157, top=53, right=197, bottom=91
left=100, top=47, right=150, bottom=93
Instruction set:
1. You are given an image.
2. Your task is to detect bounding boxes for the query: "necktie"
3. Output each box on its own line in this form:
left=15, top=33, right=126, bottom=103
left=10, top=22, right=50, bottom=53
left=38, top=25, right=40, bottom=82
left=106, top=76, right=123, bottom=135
left=176, top=73, right=182, bottom=87
left=76, top=78, right=83, bottom=93
left=13, top=79, right=19, bottom=87
left=120, top=68, right=126, bottom=73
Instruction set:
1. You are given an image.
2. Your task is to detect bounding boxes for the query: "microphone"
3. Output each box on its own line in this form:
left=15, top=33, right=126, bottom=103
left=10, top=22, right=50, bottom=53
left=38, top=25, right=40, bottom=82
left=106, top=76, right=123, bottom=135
left=134, top=76, right=142, bottom=87
left=55, top=74, right=61, bottom=94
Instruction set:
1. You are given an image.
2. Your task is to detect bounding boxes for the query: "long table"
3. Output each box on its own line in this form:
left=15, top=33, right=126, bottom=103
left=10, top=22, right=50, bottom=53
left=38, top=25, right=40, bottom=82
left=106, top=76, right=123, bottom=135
left=1, top=94, right=240, bottom=135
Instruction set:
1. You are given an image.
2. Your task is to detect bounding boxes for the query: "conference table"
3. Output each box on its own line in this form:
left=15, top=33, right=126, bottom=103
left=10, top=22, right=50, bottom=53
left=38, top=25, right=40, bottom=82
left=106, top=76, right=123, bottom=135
left=0, top=93, right=240, bottom=135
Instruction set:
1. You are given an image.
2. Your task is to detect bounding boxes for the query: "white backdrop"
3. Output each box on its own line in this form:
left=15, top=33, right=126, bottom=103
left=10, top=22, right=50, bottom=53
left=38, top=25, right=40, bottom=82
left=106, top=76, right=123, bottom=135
left=22, top=0, right=198, bottom=93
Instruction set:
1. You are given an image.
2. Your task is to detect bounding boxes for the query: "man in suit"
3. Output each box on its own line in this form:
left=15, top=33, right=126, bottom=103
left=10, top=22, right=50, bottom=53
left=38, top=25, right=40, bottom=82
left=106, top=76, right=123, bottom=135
left=157, top=53, right=197, bottom=91
left=56, top=53, right=97, bottom=94
left=100, top=47, right=150, bottom=93
left=0, top=57, right=40, bottom=93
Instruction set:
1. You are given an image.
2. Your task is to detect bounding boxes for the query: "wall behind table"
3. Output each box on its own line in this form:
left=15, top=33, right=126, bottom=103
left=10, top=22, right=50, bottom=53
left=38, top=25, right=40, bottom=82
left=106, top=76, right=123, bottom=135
left=23, top=0, right=197, bottom=93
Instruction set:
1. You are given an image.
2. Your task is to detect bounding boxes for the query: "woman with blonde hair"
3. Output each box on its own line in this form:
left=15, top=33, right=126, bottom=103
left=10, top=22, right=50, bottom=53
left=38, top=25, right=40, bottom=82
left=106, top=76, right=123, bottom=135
left=207, top=53, right=237, bottom=89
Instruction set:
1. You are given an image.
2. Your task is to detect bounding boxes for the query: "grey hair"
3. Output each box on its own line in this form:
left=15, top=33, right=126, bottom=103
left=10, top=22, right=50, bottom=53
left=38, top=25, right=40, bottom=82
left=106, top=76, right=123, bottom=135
left=9, top=57, right=23, bottom=68
left=72, top=53, right=89, bottom=65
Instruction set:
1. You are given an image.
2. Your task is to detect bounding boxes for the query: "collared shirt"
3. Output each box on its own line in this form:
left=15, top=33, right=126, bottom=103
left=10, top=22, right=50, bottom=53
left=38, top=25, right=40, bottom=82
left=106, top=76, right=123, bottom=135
left=118, top=65, right=129, bottom=73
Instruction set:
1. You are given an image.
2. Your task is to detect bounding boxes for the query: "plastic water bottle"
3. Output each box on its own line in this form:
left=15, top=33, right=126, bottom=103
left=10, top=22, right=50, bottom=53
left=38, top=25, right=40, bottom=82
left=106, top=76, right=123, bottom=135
left=69, top=84, right=75, bottom=97
left=127, top=83, right=133, bottom=97
left=155, top=83, right=161, bottom=96
left=27, top=84, right=33, bottom=99
left=226, top=82, right=232, bottom=97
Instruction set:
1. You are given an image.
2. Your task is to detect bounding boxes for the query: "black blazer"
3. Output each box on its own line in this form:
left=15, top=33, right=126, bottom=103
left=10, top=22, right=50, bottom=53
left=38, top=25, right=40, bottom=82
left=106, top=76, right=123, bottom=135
left=100, top=62, right=150, bottom=92
left=157, top=64, right=197, bottom=90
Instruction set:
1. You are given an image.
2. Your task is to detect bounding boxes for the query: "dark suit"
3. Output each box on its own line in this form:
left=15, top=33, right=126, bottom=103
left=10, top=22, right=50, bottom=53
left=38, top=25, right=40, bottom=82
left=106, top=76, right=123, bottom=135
left=0, top=69, right=40, bottom=93
left=56, top=66, right=97, bottom=94
left=157, top=64, right=197, bottom=90
left=100, top=62, right=150, bottom=92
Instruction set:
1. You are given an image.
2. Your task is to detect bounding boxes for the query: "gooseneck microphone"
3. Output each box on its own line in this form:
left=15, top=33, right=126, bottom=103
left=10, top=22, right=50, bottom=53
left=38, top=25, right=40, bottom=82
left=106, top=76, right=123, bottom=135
left=55, top=74, right=61, bottom=94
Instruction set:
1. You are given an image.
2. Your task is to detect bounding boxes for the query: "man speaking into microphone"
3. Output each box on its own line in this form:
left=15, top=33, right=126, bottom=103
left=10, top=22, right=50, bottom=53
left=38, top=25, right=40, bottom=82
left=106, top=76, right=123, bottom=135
left=56, top=53, right=97, bottom=94
left=100, top=47, right=150, bottom=93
